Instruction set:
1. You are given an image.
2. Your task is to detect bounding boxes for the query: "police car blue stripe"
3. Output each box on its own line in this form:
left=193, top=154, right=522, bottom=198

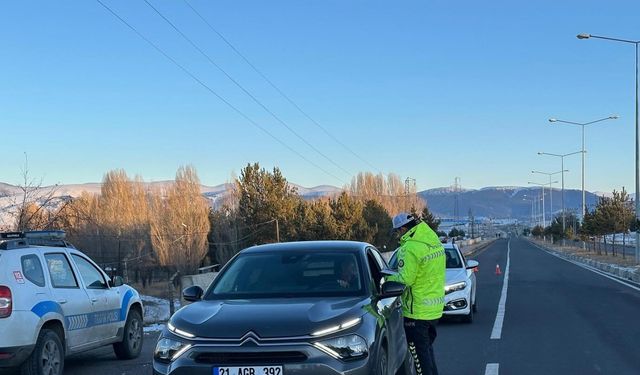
left=32, top=289, right=136, bottom=330
left=120, top=289, right=134, bottom=321
left=65, top=309, right=122, bottom=331
left=31, top=301, right=64, bottom=318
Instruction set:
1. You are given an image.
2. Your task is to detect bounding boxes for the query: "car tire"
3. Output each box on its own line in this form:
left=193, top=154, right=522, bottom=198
left=472, top=291, right=477, bottom=313
left=396, top=347, right=416, bottom=375
left=20, top=328, right=64, bottom=375
left=113, top=309, right=143, bottom=360
left=375, top=345, right=388, bottom=375
left=462, top=304, right=474, bottom=323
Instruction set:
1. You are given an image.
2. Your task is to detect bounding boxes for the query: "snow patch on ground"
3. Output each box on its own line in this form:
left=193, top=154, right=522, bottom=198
left=142, top=295, right=181, bottom=325
left=144, top=323, right=166, bottom=333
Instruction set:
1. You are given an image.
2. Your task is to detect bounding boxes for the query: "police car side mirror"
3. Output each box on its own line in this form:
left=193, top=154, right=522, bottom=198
left=183, top=286, right=204, bottom=302
left=109, top=276, right=124, bottom=287
left=380, top=281, right=405, bottom=299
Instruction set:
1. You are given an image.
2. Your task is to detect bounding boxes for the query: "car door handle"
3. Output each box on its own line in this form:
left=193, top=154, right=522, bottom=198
left=57, top=299, right=67, bottom=304
left=91, top=298, right=98, bottom=303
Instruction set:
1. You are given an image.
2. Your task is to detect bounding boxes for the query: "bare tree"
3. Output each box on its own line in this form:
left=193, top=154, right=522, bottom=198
left=347, top=172, right=425, bottom=215
left=150, top=166, right=210, bottom=273
left=11, top=153, right=64, bottom=231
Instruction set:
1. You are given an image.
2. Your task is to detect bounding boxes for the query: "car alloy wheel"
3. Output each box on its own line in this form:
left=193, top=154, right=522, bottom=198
left=40, top=337, right=62, bottom=375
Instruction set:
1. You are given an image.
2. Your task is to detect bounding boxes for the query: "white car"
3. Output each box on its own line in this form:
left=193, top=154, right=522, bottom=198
left=389, top=243, right=478, bottom=323
left=0, top=231, right=144, bottom=375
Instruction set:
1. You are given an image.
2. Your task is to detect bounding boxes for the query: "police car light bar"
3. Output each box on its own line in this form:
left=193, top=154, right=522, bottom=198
left=0, top=232, right=23, bottom=239
left=24, top=230, right=66, bottom=240
left=0, top=230, right=66, bottom=240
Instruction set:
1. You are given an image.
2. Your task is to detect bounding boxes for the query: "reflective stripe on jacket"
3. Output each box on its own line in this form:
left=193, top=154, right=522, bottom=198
left=387, top=221, right=446, bottom=320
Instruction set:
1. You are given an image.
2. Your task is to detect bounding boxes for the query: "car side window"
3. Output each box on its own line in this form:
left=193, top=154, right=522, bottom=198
left=21, top=254, right=45, bottom=287
left=71, top=254, right=108, bottom=289
left=44, top=253, right=79, bottom=288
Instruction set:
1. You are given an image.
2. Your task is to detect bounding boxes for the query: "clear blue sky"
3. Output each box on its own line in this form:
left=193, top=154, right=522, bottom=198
left=1, top=0, right=637, bottom=193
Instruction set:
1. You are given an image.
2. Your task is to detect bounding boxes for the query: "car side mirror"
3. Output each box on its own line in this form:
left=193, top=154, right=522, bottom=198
left=183, top=286, right=204, bottom=302
left=109, top=276, right=124, bottom=288
left=380, top=281, right=405, bottom=298
left=466, top=260, right=479, bottom=270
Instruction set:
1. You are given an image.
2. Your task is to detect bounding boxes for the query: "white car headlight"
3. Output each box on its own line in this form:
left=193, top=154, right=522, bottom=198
left=444, top=281, right=467, bottom=295
left=314, top=334, right=368, bottom=361
left=154, top=338, right=192, bottom=362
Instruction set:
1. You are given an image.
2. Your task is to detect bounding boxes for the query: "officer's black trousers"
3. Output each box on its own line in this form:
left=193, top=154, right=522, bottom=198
left=404, top=318, right=439, bottom=375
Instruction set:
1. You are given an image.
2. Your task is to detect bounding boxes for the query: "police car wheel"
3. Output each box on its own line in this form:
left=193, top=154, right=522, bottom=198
left=113, top=310, right=143, bottom=360
left=21, top=329, right=64, bottom=375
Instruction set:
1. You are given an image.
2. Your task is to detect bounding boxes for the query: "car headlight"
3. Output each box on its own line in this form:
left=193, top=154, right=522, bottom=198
left=167, top=322, right=196, bottom=339
left=444, top=281, right=467, bottom=295
left=154, top=338, right=192, bottom=363
left=314, top=334, right=368, bottom=361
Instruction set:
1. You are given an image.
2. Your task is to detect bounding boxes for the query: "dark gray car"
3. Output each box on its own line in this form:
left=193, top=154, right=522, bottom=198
left=152, top=241, right=414, bottom=375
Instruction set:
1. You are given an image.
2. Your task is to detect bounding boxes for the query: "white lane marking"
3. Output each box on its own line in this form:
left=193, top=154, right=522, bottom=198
left=490, top=239, right=510, bottom=339
left=529, top=241, right=640, bottom=293
left=485, top=363, right=499, bottom=375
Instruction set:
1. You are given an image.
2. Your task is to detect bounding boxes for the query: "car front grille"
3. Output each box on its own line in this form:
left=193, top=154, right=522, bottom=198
left=194, top=351, right=308, bottom=365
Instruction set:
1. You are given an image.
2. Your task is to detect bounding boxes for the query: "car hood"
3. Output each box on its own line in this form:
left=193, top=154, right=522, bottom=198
left=170, top=297, right=369, bottom=339
left=445, top=268, right=468, bottom=284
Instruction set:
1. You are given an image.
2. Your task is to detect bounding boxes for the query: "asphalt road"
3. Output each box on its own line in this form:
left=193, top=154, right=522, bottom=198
left=0, top=332, right=159, bottom=375
left=6, top=237, right=639, bottom=374
left=436, top=237, right=640, bottom=374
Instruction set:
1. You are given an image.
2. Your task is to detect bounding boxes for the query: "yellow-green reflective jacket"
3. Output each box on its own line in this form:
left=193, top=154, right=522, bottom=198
left=387, top=221, right=446, bottom=320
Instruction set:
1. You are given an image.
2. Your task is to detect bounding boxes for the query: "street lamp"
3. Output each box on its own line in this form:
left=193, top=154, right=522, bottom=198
left=538, top=151, right=583, bottom=233
left=528, top=182, right=545, bottom=228
left=532, top=170, right=565, bottom=223
left=548, top=116, right=618, bottom=220
left=577, top=33, right=640, bottom=264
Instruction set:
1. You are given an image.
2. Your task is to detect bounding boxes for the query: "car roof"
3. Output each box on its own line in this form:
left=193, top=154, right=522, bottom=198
left=241, top=240, right=371, bottom=254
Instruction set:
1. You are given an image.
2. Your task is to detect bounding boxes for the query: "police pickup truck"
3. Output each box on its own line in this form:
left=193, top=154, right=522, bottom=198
left=0, top=230, right=144, bottom=375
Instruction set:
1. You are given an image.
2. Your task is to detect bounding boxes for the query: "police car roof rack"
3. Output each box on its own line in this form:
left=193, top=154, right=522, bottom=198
left=0, top=230, right=75, bottom=250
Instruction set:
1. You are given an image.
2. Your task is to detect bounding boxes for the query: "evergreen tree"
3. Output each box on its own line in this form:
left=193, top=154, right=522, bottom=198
left=421, top=206, right=441, bottom=232
left=236, top=163, right=301, bottom=244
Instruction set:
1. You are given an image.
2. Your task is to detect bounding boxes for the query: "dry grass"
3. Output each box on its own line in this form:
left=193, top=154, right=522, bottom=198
left=129, top=280, right=174, bottom=299
left=532, top=239, right=639, bottom=268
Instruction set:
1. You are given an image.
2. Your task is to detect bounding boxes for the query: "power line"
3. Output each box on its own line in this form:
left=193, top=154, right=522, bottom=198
left=94, top=0, right=345, bottom=184
left=142, top=0, right=352, bottom=178
left=182, top=0, right=382, bottom=174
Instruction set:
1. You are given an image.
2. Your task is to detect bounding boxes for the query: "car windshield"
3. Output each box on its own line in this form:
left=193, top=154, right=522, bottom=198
left=207, top=251, right=365, bottom=299
left=389, top=247, right=463, bottom=269
left=444, top=247, right=463, bottom=269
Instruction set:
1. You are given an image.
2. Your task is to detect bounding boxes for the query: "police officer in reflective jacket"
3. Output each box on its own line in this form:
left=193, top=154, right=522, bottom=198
left=387, top=213, right=446, bottom=375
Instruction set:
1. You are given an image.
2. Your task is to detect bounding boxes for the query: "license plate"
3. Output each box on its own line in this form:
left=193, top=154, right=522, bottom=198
left=213, top=366, right=283, bottom=375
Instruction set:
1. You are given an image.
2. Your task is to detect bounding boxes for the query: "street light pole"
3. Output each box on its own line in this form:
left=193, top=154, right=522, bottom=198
left=538, top=151, right=583, bottom=233
left=578, top=32, right=639, bottom=263
left=528, top=182, right=545, bottom=228
left=548, top=116, right=618, bottom=220
left=532, top=170, right=565, bottom=223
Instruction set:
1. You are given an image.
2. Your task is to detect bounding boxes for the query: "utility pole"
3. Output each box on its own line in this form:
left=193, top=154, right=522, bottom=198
left=453, top=177, right=461, bottom=223
left=275, top=219, right=280, bottom=242
left=405, top=177, right=417, bottom=210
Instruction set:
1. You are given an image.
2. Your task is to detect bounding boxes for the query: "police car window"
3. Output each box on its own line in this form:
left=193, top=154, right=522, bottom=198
left=71, top=254, right=108, bottom=289
left=44, top=253, right=79, bottom=288
left=21, top=254, right=45, bottom=287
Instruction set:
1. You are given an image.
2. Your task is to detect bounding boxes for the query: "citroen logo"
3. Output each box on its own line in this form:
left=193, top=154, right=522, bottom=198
left=239, top=331, right=261, bottom=346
